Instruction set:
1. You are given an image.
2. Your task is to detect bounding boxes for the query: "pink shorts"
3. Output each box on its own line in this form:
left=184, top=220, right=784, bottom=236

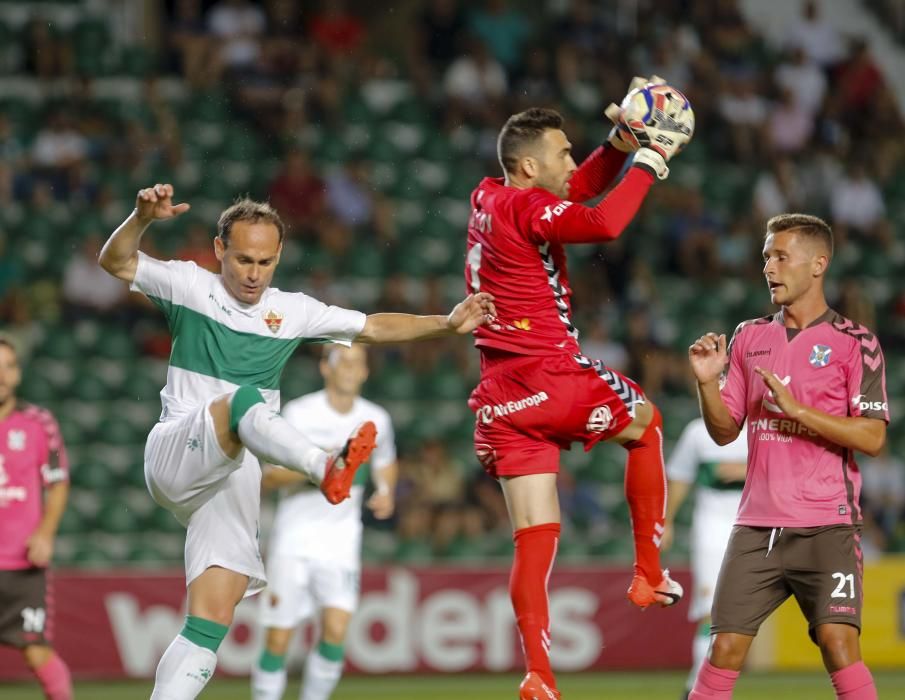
left=468, top=354, right=645, bottom=478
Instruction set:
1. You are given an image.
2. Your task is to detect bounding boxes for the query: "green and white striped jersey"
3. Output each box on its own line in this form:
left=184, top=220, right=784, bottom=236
left=130, top=252, right=366, bottom=422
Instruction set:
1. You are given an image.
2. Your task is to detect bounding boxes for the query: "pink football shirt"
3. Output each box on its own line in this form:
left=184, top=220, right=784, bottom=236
left=721, top=309, right=888, bottom=527
left=0, top=403, right=69, bottom=569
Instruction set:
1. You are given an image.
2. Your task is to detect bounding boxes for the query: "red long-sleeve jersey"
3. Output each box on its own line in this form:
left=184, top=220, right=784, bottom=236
left=465, top=145, right=655, bottom=361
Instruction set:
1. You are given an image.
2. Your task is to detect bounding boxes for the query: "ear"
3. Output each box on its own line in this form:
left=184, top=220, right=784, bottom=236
left=520, top=156, right=538, bottom=179
left=214, top=236, right=225, bottom=261
left=813, top=253, right=829, bottom=278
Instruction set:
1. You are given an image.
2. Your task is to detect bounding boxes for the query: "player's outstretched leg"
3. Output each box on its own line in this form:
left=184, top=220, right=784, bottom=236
left=321, top=421, right=377, bottom=504
left=620, top=403, right=683, bottom=608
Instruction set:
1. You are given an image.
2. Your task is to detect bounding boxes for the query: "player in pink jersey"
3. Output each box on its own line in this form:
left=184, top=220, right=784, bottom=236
left=0, top=338, right=73, bottom=700
left=464, top=89, right=692, bottom=700
left=688, top=214, right=885, bottom=700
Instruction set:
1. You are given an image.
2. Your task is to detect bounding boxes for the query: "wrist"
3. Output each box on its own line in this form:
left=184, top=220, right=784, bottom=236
left=132, top=208, right=154, bottom=228
left=632, top=148, right=669, bottom=180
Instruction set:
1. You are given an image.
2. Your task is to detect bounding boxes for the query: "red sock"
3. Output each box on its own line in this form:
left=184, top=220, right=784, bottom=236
left=830, top=661, right=877, bottom=699
left=33, top=652, right=73, bottom=700
left=623, top=405, right=666, bottom=582
left=689, top=659, right=739, bottom=699
left=511, top=522, right=560, bottom=690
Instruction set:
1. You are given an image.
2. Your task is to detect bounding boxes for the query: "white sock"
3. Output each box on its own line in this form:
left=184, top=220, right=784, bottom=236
left=301, top=650, right=344, bottom=700
left=238, top=403, right=327, bottom=480
left=251, top=663, right=287, bottom=700
left=687, top=627, right=711, bottom=691
left=150, top=635, right=218, bottom=700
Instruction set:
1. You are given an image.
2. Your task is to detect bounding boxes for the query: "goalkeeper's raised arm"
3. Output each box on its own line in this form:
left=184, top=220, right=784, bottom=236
left=98, top=183, right=191, bottom=282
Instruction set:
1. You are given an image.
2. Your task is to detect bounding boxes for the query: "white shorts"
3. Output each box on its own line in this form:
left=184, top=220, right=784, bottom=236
left=689, top=507, right=737, bottom=621
left=258, top=555, right=360, bottom=629
left=144, top=399, right=266, bottom=595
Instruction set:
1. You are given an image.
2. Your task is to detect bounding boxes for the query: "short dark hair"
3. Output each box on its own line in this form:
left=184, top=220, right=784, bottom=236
left=217, top=198, right=285, bottom=246
left=766, top=213, right=834, bottom=260
left=497, top=108, right=564, bottom=174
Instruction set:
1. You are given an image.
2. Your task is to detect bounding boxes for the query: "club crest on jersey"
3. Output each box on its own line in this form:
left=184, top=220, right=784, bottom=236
left=809, top=344, right=832, bottom=368
left=7, top=430, right=25, bottom=451
left=263, top=309, right=284, bottom=334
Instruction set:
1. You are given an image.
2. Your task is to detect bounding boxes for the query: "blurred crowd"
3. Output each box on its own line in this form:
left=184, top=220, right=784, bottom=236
left=1, top=0, right=904, bottom=560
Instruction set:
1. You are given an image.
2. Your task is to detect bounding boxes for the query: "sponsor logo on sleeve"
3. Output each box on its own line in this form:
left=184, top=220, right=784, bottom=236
left=540, top=201, right=572, bottom=222
left=851, top=395, right=888, bottom=413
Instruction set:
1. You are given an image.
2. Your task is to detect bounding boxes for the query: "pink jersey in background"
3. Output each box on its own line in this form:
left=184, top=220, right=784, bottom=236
left=720, top=309, right=888, bottom=528
left=0, top=402, right=69, bottom=569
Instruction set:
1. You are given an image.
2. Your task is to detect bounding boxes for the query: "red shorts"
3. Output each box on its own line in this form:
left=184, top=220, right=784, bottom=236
left=468, top=353, right=646, bottom=478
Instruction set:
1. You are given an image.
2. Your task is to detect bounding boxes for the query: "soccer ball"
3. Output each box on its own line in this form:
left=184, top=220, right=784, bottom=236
left=615, top=83, right=695, bottom=157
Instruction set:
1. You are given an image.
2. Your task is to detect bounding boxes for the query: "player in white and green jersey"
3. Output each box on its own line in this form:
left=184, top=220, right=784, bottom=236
left=662, top=417, right=747, bottom=700
left=251, top=343, right=397, bottom=700
left=98, top=184, right=495, bottom=700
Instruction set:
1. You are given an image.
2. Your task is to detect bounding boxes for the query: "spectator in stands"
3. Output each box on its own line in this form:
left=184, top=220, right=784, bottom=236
left=443, top=36, right=508, bottom=115
left=774, top=47, right=827, bottom=116
left=860, top=446, right=905, bottom=550
left=206, top=0, right=267, bottom=74
left=22, top=15, right=70, bottom=77
left=412, top=0, right=467, bottom=71
left=832, top=39, right=887, bottom=138
left=268, top=149, right=325, bottom=238
left=716, top=69, right=767, bottom=161
left=785, top=0, right=846, bottom=69
left=310, top=0, right=366, bottom=57
left=167, top=0, right=212, bottom=85
left=30, top=112, right=88, bottom=198
left=175, top=222, right=219, bottom=273
left=830, top=162, right=891, bottom=248
left=765, top=87, right=815, bottom=155
left=61, top=234, right=128, bottom=319
left=753, top=157, right=807, bottom=220
left=324, top=156, right=396, bottom=245
left=469, top=0, right=531, bottom=73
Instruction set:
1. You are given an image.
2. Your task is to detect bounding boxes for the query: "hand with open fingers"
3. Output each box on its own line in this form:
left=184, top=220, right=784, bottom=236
left=688, top=332, right=728, bottom=384
left=447, top=292, right=496, bottom=334
left=755, top=366, right=800, bottom=416
left=135, top=183, right=191, bottom=224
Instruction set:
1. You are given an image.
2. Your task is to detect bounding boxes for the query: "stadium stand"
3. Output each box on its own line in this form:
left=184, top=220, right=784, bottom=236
left=1, top=0, right=903, bottom=567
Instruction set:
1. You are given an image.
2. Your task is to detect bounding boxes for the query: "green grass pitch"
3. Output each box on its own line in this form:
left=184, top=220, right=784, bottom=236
left=3, top=671, right=905, bottom=699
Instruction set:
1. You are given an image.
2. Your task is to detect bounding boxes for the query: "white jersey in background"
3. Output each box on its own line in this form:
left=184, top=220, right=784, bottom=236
left=268, top=390, right=396, bottom=568
left=666, top=417, right=747, bottom=621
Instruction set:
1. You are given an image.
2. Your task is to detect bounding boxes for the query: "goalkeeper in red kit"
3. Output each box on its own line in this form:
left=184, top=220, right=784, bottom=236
left=464, top=79, right=693, bottom=700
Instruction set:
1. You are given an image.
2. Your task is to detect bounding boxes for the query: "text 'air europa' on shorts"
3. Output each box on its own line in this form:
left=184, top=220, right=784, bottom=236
left=468, top=354, right=644, bottom=478
left=712, top=524, right=864, bottom=639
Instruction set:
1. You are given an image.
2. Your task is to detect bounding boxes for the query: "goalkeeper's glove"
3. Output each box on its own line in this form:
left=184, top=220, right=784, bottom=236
left=605, top=75, right=666, bottom=152
left=632, top=147, right=669, bottom=180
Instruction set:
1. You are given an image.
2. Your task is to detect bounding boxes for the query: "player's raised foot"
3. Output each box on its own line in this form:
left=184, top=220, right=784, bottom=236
left=626, top=568, right=684, bottom=609
left=320, top=421, right=377, bottom=504
left=519, top=672, right=561, bottom=700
